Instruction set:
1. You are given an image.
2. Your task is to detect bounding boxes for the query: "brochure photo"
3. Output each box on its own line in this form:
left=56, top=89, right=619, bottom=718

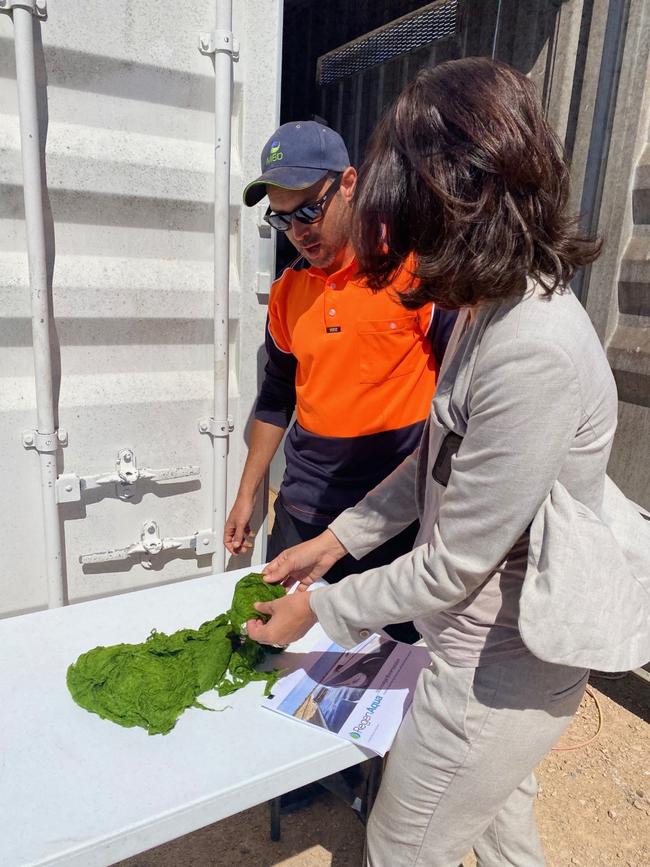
left=263, top=633, right=430, bottom=756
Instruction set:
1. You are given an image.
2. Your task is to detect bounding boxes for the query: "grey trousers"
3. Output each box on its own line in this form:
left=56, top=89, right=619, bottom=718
left=367, top=652, right=588, bottom=867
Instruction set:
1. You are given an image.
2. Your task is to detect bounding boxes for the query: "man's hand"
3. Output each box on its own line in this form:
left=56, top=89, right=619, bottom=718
left=246, top=590, right=317, bottom=647
left=224, top=420, right=287, bottom=556
left=262, top=529, right=348, bottom=590
left=224, top=495, right=255, bottom=555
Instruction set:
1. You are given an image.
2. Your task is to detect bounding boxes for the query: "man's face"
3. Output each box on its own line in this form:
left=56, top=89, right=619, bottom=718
left=267, top=167, right=356, bottom=272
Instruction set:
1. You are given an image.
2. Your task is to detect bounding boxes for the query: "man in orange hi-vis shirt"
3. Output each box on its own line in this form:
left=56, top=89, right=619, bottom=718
left=224, top=121, right=456, bottom=643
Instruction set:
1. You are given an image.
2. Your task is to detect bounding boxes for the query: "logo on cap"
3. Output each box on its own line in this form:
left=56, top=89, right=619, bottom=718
left=266, top=140, right=284, bottom=165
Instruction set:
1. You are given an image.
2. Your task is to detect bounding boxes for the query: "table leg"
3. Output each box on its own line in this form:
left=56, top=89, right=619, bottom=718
left=362, top=756, right=383, bottom=823
left=269, top=795, right=282, bottom=842
left=318, top=767, right=363, bottom=819
left=361, top=756, right=383, bottom=866
left=268, top=758, right=383, bottom=849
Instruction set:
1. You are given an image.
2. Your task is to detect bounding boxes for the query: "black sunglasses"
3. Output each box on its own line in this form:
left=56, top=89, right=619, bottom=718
left=263, top=173, right=342, bottom=232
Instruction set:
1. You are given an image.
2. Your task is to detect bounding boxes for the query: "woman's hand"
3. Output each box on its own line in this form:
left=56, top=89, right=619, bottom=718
left=246, top=590, right=317, bottom=647
left=262, top=529, right=348, bottom=590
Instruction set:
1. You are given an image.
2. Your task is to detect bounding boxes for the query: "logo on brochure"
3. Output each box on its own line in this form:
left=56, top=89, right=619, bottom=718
left=350, top=695, right=383, bottom=739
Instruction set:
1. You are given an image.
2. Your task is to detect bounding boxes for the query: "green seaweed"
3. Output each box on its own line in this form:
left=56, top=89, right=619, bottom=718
left=217, top=638, right=280, bottom=697
left=66, top=572, right=287, bottom=735
left=227, top=571, right=286, bottom=635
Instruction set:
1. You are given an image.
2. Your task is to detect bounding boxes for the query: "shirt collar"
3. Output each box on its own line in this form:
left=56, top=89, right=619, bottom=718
left=307, top=255, right=359, bottom=285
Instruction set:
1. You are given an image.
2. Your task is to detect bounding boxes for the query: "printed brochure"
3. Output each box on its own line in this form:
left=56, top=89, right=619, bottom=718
left=262, top=632, right=430, bottom=756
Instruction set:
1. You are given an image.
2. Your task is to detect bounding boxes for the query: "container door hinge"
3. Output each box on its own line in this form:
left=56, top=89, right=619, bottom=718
left=198, top=416, right=234, bottom=438
left=257, top=204, right=272, bottom=239
left=198, top=29, right=239, bottom=60
left=79, top=521, right=217, bottom=568
left=255, top=205, right=273, bottom=297
left=56, top=447, right=200, bottom=504
left=22, top=428, right=68, bottom=453
left=0, top=0, right=47, bottom=17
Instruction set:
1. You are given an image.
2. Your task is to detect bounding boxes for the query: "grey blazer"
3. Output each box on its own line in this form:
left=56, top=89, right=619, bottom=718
left=310, top=280, right=650, bottom=671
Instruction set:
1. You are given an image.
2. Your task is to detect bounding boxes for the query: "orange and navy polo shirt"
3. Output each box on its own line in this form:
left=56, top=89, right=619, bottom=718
left=255, top=256, right=457, bottom=525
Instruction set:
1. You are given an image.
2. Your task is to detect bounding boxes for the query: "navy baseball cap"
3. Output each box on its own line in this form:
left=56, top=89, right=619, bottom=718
left=243, top=120, right=350, bottom=207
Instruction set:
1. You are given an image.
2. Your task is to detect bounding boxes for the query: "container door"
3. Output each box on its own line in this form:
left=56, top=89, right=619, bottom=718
left=0, top=0, right=282, bottom=615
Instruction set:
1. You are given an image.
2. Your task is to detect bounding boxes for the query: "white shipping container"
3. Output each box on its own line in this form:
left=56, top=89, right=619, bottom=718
left=0, top=0, right=283, bottom=615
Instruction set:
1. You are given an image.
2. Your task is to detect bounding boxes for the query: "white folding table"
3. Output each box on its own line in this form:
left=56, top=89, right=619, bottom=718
left=0, top=567, right=367, bottom=867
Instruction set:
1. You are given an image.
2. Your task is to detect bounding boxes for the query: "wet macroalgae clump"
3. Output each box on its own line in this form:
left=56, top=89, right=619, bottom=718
left=66, top=572, right=287, bottom=735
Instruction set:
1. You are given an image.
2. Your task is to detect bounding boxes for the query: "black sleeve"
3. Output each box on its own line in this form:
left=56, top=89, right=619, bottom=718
left=254, top=319, right=297, bottom=428
left=427, top=308, right=459, bottom=369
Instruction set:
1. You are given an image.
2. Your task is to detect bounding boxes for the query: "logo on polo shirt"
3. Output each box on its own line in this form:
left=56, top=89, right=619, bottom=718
left=266, top=140, right=284, bottom=165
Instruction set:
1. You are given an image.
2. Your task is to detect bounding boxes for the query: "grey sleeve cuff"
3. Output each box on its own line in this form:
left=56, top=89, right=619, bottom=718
left=328, top=511, right=372, bottom=560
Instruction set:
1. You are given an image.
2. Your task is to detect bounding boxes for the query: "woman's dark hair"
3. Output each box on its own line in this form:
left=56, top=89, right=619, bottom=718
left=353, top=57, right=601, bottom=309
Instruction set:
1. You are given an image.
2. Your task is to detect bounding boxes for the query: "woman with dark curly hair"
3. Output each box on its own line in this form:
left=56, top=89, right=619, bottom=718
left=246, top=59, right=641, bottom=865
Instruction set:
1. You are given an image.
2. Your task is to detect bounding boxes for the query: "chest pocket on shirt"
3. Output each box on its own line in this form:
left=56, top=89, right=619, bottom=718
left=357, top=315, right=420, bottom=383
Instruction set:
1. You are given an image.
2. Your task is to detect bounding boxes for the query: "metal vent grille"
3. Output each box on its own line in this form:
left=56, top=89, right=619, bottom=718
left=317, top=0, right=460, bottom=86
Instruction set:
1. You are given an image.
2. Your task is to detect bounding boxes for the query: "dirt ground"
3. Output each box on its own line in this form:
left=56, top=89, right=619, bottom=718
left=119, top=670, right=649, bottom=867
